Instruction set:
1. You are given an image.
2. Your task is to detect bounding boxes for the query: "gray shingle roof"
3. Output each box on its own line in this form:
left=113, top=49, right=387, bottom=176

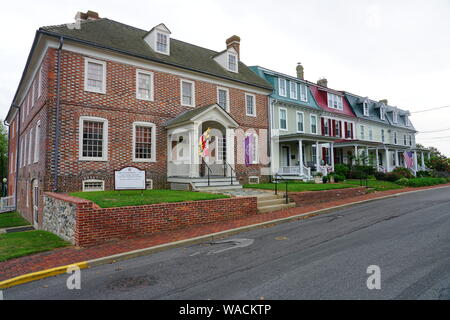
left=40, top=19, right=272, bottom=90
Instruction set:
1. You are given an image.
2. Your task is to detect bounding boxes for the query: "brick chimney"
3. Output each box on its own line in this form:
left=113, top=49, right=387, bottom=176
left=296, top=63, right=304, bottom=80
left=226, top=35, right=241, bottom=59
left=379, top=99, right=388, bottom=105
left=75, top=10, right=100, bottom=22
left=317, top=78, right=328, bottom=87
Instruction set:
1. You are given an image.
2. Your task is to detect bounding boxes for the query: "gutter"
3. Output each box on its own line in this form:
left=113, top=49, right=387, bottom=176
left=52, top=37, right=64, bottom=192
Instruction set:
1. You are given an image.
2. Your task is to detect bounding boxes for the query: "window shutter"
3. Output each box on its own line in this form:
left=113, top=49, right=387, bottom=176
left=350, top=124, right=354, bottom=139
left=332, top=120, right=336, bottom=137
left=328, top=119, right=332, bottom=136
left=321, top=118, right=325, bottom=135
left=344, top=122, right=348, bottom=138
left=339, top=121, right=343, bottom=138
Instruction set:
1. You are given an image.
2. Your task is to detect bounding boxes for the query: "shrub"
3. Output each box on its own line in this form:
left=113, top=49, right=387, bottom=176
left=385, top=172, right=403, bottom=182
left=354, top=165, right=376, bottom=176
left=322, top=176, right=329, bottom=183
left=333, top=174, right=346, bottom=183
left=416, top=170, right=431, bottom=178
left=334, top=164, right=350, bottom=178
left=392, top=167, right=414, bottom=179
left=395, top=177, right=447, bottom=187
left=374, top=171, right=386, bottom=180
left=426, top=156, right=450, bottom=172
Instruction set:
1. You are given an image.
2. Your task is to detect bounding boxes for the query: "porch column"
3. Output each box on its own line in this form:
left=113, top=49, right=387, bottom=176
left=394, top=150, right=399, bottom=168
left=330, top=142, right=335, bottom=172
left=375, top=148, right=379, bottom=170
left=190, top=122, right=200, bottom=177
left=365, top=146, right=369, bottom=165
left=354, top=145, right=358, bottom=165
left=413, top=151, right=418, bottom=172
left=298, top=139, right=304, bottom=176
left=226, top=128, right=235, bottom=176
left=385, top=148, right=391, bottom=172
left=315, top=141, right=320, bottom=171
left=421, top=152, right=425, bottom=170
left=428, top=152, right=431, bottom=160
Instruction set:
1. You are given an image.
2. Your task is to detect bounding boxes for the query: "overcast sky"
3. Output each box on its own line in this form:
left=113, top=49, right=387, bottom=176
left=1, top=0, right=449, bottom=155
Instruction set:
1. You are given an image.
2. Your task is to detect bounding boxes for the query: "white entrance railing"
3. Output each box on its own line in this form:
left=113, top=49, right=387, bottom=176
left=0, top=195, right=16, bottom=213
left=278, top=166, right=312, bottom=179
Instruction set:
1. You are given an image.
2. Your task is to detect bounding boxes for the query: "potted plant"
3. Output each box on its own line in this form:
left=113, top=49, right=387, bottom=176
left=313, top=172, right=323, bottom=184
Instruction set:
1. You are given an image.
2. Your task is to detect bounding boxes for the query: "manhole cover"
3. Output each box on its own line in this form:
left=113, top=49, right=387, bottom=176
left=107, top=275, right=157, bottom=291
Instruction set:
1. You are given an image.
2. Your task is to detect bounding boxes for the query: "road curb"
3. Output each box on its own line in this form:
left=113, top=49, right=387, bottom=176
left=2, top=184, right=449, bottom=289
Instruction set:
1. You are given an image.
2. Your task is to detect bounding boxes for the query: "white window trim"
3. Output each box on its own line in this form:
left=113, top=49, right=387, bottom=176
left=180, top=79, right=195, bottom=107
left=279, top=107, right=288, bottom=131
left=299, top=84, right=308, bottom=102
left=227, top=52, right=238, bottom=73
left=393, top=131, right=398, bottom=144
left=132, top=121, right=157, bottom=162
left=290, top=82, right=298, bottom=100
left=28, top=129, right=33, bottom=165
left=278, top=78, right=287, bottom=97
left=84, top=57, right=107, bottom=94
left=79, top=116, right=109, bottom=161
left=363, top=102, right=369, bottom=116
left=155, top=32, right=170, bottom=55
left=310, top=114, right=318, bottom=135
left=381, top=129, right=385, bottom=143
left=82, top=179, right=105, bottom=192
left=327, top=93, right=343, bottom=110
left=393, top=111, right=398, bottom=124
left=217, top=87, right=230, bottom=112
left=136, top=69, right=154, bottom=101
left=360, top=125, right=365, bottom=140
left=245, top=93, right=256, bottom=117
left=296, top=111, right=305, bottom=133
left=34, top=121, right=41, bottom=163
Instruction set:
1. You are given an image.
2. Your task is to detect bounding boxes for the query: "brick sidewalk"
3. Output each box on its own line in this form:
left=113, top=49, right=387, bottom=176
left=1, top=184, right=449, bottom=281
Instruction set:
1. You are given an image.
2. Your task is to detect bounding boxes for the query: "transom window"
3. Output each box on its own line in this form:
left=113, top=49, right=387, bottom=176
left=133, top=122, right=156, bottom=162
left=181, top=80, right=195, bottom=107
left=279, top=108, right=287, bottom=130
left=85, top=58, right=106, bottom=93
left=79, top=117, right=108, bottom=161
left=245, top=93, right=256, bottom=116
left=278, top=78, right=287, bottom=97
left=156, top=32, right=168, bottom=54
left=327, top=93, right=343, bottom=110
left=136, top=70, right=153, bottom=101
left=290, top=82, right=297, bottom=99
left=228, top=53, right=238, bottom=72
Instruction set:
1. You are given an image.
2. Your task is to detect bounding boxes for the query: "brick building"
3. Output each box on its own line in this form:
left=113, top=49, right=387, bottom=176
left=4, top=11, right=272, bottom=227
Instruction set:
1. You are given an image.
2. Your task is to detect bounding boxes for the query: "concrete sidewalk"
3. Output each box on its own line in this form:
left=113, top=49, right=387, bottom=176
left=1, top=183, right=449, bottom=284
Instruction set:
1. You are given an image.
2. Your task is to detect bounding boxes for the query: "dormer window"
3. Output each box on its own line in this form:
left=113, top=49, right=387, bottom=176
left=228, top=52, right=238, bottom=72
left=156, top=32, right=169, bottom=54
left=380, top=105, right=385, bottom=120
left=363, top=101, right=369, bottom=116
left=405, top=116, right=410, bottom=127
left=327, top=93, right=343, bottom=110
left=393, top=110, right=398, bottom=124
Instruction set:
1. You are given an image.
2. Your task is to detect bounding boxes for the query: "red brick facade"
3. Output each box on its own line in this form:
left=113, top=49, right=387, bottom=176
left=44, top=192, right=257, bottom=247
left=10, top=46, right=270, bottom=226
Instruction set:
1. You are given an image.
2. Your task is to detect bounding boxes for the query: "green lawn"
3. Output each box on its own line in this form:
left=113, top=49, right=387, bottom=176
left=244, top=181, right=356, bottom=192
left=344, top=179, right=404, bottom=191
left=69, top=189, right=230, bottom=208
left=0, top=231, right=69, bottom=262
left=0, top=211, right=30, bottom=229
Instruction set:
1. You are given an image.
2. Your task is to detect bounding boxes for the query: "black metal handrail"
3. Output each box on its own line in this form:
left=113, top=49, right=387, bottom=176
left=274, top=174, right=289, bottom=204
left=202, top=158, right=213, bottom=186
left=224, top=161, right=236, bottom=185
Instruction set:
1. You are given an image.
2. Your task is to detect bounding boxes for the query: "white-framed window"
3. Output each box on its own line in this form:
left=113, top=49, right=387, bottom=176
left=34, top=121, right=40, bottom=163
left=393, top=131, right=398, bottom=144
left=363, top=101, right=369, bottom=116
left=132, top=122, right=156, bottom=162
left=393, top=110, right=398, bottom=123
left=245, top=93, right=256, bottom=116
left=335, top=120, right=341, bottom=137
left=403, top=134, right=407, bottom=145
left=327, top=93, right=343, bottom=110
left=180, top=79, right=195, bottom=107
left=156, top=32, right=169, bottom=54
left=380, top=106, right=385, bottom=120
left=79, top=116, right=108, bottom=161
left=405, top=116, right=410, bottom=127
left=278, top=78, right=287, bottom=97
left=346, top=122, right=353, bottom=139
left=84, top=58, right=106, bottom=94
left=310, top=114, right=318, bottom=134
left=290, top=82, right=297, bottom=99
left=82, top=179, right=105, bottom=192
left=245, top=132, right=259, bottom=164
left=227, top=53, right=238, bottom=73
left=409, top=134, right=412, bottom=146
left=360, top=125, right=365, bottom=140
left=296, top=111, right=304, bottom=133
left=381, top=129, right=385, bottom=143
left=136, top=70, right=154, bottom=101
left=28, top=129, right=33, bottom=165
left=217, top=87, right=230, bottom=111
left=279, top=108, right=288, bottom=130
left=299, top=84, right=308, bottom=102
left=369, top=127, right=373, bottom=141
left=323, top=118, right=330, bottom=136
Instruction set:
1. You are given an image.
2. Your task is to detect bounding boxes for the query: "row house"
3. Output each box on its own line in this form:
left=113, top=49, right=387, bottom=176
left=4, top=11, right=272, bottom=227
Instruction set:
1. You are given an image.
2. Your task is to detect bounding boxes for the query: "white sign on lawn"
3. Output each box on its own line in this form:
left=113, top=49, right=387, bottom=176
left=114, top=167, right=146, bottom=190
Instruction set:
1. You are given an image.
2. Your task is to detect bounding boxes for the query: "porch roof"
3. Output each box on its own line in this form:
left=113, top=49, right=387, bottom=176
left=278, top=133, right=339, bottom=142
left=334, top=139, right=383, bottom=148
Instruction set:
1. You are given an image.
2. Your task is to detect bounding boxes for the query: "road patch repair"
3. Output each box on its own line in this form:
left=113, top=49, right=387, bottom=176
left=1, top=183, right=449, bottom=289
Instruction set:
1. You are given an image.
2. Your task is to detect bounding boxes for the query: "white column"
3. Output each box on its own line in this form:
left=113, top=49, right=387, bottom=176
left=413, top=151, right=418, bottom=172
left=330, top=142, right=335, bottom=172
left=365, top=146, right=369, bottom=165
left=316, top=141, right=320, bottom=171
left=298, top=139, right=304, bottom=176
left=375, top=148, right=379, bottom=170
left=385, top=148, right=391, bottom=172
left=190, top=122, right=200, bottom=177
left=226, top=128, right=235, bottom=176
left=421, top=152, right=425, bottom=170
left=354, top=145, right=358, bottom=165
left=428, top=152, right=431, bottom=160
left=394, top=150, right=399, bottom=168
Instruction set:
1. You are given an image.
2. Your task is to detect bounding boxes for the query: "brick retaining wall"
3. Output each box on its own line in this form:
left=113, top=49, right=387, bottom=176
left=44, top=192, right=257, bottom=247
left=289, top=187, right=368, bottom=207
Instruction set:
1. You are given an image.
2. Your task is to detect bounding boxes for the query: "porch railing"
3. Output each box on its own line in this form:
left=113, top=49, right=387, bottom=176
left=278, top=166, right=312, bottom=179
left=0, top=195, right=16, bottom=213
left=224, top=161, right=236, bottom=185
left=201, top=158, right=212, bottom=186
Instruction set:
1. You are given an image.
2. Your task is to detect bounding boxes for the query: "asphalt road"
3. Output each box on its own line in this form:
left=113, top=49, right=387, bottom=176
left=3, top=187, right=450, bottom=300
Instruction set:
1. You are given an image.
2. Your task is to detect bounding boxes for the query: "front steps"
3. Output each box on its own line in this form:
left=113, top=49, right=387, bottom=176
left=256, top=194, right=296, bottom=214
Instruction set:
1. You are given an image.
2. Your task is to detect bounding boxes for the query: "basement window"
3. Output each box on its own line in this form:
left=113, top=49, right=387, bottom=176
left=82, top=180, right=104, bottom=192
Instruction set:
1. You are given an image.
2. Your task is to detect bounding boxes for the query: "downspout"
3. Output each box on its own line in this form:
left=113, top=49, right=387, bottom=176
left=52, top=37, right=64, bottom=192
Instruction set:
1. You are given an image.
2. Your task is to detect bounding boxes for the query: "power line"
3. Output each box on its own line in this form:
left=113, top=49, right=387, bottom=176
left=411, top=105, right=450, bottom=113
left=417, top=128, right=450, bottom=134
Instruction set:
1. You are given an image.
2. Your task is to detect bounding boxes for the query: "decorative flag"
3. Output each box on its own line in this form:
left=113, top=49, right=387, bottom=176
left=403, top=151, right=414, bottom=169
left=199, top=128, right=211, bottom=157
